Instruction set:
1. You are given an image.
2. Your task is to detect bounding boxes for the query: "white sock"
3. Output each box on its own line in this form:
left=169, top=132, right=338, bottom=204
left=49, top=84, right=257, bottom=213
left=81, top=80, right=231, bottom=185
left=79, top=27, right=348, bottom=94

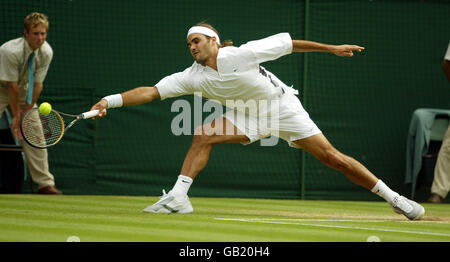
left=170, top=175, right=193, bottom=197
left=371, top=179, right=399, bottom=205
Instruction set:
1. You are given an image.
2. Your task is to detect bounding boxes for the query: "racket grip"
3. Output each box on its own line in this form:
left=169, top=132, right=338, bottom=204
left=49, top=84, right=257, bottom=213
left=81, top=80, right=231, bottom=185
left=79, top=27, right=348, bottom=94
left=81, top=110, right=100, bottom=119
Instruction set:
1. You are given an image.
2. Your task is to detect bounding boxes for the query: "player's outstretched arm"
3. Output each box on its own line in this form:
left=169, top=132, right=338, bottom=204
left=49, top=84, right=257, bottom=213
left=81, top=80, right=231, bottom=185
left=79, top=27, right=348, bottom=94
left=120, top=86, right=161, bottom=106
left=90, top=86, right=160, bottom=118
left=292, top=40, right=364, bottom=57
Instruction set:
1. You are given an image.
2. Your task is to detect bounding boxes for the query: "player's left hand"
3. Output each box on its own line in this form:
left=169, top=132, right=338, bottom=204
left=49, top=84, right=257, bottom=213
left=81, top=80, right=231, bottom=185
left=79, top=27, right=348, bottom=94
left=333, top=45, right=364, bottom=57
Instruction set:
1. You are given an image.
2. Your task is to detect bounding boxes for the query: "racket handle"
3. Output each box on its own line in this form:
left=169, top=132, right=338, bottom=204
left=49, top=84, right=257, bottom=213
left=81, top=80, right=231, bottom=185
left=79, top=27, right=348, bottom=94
left=81, top=110, right=100, bottom=119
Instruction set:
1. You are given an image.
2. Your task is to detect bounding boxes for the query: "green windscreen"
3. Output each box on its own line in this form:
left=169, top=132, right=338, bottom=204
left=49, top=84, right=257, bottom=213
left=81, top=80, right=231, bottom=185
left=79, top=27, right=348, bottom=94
left=1, top=0, right=449, bottom=200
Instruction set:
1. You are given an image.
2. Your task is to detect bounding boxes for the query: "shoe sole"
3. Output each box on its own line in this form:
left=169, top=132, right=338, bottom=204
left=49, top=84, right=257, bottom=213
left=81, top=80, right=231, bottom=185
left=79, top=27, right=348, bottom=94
left=143, top=205, right=193, bottom=214
left=142, top=195, right=175, bottom=213
left=163, top=202, right=194, bottom=214
left=143, top=206, right=171, bottom=213
left=143, top=196, right=194, bottom=214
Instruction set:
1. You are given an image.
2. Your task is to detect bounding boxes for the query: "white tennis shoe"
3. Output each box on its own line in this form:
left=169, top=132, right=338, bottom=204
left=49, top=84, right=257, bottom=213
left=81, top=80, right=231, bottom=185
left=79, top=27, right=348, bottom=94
left=143, top=190, right=194, bottom=214
left=391, top=195, right=425, bottom=220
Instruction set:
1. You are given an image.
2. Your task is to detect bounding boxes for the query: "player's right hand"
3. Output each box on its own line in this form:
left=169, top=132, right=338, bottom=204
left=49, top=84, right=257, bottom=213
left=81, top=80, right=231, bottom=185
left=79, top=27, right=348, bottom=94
left=90, top=99, right=108, bottom=119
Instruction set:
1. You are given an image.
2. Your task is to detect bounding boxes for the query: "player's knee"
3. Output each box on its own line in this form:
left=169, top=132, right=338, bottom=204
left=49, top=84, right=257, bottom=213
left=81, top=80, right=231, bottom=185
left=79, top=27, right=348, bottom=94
left=193, top=125, right=204, bottom=136
left=192, top=125, right=214, bottom=146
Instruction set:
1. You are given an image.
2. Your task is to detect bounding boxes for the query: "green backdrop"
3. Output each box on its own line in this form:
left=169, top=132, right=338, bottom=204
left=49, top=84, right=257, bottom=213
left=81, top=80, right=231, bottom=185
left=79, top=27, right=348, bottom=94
left=1, top=0, right=449, bottom=200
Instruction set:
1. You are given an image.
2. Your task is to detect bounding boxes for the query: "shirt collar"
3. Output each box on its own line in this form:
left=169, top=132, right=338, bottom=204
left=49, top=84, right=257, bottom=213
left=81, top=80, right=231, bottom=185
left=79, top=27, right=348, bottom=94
left=193, top=48, right=222, bottom=72
left=23, top=37, right=39, bottom=57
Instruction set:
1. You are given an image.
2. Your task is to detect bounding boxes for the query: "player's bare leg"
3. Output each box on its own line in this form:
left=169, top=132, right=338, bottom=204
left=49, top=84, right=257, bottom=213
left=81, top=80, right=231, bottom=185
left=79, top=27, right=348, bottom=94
left=144, top=117, right=248, bottom=214
left=292, top=133, right=424, bottom=220
left=292, top=133, right=378, bottom=189
left=180, top=117, right=249, bottom=180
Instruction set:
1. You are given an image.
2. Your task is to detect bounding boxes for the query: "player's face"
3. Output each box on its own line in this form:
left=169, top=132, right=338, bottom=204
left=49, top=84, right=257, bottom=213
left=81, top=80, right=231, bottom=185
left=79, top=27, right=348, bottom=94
left=24, top=24, right=47, bottom=50
left=187, top=34, right=216, bottom=65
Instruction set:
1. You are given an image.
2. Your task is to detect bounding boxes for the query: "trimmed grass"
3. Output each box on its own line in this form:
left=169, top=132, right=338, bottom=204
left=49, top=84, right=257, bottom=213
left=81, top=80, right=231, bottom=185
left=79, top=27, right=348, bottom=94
left=0, top=194, right=449, bottom=242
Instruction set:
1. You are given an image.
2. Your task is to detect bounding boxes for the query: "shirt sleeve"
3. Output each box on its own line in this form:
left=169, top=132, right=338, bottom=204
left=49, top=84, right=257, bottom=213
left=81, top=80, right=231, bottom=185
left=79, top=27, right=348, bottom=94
left=0, top=47, right=19, bottom=82
left=155, top=69, right=194, bottom=100
left=239, top=33, right=293, bottom=64
left=34, top=43, right=53, bottom=83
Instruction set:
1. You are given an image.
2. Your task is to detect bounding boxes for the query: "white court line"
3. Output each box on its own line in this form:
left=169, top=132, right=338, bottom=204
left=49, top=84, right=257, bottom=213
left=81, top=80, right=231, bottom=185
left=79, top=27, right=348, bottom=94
left=223, top=218, right=389, bottom=223
left=215, top=218, right=450, bottom=238
left=217, top=218, right=450, bottom=224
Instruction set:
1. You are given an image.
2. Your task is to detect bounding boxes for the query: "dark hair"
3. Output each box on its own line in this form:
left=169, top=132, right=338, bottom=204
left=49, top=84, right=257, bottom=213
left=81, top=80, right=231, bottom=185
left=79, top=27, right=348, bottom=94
left=194, top=22, right=233, bottom=48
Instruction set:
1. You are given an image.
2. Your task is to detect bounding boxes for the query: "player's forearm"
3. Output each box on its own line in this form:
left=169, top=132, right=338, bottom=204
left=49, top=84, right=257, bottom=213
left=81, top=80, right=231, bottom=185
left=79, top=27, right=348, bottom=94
left=121, top=86, right=161, bottom=106
left=6, top=82, right=20, bottom=117
left=292, top=40, right=335, bottom=53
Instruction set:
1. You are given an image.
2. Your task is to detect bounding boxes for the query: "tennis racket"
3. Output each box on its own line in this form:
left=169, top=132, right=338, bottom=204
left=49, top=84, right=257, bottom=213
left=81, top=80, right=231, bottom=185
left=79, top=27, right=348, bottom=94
left=20, top=108, right=101, bottom=149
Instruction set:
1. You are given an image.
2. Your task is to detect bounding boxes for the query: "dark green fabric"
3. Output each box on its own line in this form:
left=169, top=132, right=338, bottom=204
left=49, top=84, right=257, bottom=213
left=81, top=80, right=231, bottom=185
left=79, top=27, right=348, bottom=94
left=1, top=0, right=449, bottom=200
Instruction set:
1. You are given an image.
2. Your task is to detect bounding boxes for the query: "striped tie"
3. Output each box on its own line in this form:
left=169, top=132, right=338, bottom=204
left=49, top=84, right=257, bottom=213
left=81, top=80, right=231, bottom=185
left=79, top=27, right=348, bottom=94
left=27, top=51, right=35, bottom=104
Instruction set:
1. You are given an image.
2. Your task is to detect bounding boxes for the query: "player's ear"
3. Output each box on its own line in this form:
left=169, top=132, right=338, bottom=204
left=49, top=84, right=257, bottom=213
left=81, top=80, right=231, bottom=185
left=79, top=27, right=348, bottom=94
left=210, top=36, right=219, bottom=47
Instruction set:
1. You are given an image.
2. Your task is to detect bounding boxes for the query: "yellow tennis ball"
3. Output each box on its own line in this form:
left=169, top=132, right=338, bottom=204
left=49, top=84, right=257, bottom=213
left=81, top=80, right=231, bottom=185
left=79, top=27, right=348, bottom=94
left=39, top=102, right=52, bottom=116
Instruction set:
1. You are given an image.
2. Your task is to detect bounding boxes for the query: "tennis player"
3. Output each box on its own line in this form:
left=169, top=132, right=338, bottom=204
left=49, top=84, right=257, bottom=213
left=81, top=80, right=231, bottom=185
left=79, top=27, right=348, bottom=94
left=0, top=12, right=61, bottom=194
left=91, top=23, right=424, bottom=220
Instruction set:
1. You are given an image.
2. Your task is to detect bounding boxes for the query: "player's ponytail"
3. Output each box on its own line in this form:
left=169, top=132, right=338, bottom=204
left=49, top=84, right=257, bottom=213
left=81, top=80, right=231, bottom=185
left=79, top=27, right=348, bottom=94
left=219, top=39, right=233, bottom=48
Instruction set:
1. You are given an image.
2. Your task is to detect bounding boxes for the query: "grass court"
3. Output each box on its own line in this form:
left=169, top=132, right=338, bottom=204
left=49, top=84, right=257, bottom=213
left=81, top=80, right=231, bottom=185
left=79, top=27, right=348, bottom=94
left=0, top=194, right=449, bottom=242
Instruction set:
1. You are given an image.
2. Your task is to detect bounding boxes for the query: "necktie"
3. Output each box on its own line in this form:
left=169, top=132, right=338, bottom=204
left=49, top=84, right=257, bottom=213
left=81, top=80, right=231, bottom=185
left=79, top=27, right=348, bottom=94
left=27, top=51, right=35, bottom=104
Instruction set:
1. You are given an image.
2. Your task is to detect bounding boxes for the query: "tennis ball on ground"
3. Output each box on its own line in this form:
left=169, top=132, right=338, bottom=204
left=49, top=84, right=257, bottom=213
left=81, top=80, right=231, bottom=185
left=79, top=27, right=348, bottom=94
left=39, top=102, right=52, bottom=116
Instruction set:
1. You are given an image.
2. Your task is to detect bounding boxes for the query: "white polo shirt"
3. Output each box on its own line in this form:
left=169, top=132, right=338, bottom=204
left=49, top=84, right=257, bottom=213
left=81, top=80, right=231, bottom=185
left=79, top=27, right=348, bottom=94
left=157, top=33, right=322, bottom=145
left=156, top=33, right=296, bottom=107
left=0, top=37, right=53, bottom=90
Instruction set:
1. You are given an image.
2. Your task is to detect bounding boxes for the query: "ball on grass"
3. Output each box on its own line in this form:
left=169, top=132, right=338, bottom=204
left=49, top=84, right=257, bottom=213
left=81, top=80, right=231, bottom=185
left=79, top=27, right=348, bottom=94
left=39, top=102, right=52, bottom=116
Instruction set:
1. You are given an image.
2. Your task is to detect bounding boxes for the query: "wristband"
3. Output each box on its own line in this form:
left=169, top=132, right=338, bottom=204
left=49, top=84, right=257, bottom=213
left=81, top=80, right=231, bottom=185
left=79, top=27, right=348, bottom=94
left=102, top=94, right=123, bottom=108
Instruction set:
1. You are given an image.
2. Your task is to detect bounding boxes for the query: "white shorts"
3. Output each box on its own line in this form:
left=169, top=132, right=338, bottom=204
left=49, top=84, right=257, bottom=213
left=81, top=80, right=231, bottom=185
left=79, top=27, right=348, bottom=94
left=223, top=93, right=321, bottom=148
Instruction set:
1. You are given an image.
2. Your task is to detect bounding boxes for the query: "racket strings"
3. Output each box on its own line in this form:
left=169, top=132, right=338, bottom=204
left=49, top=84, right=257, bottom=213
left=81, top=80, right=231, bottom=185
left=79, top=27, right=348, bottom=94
left=22, top=109, right=64, bottom=147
